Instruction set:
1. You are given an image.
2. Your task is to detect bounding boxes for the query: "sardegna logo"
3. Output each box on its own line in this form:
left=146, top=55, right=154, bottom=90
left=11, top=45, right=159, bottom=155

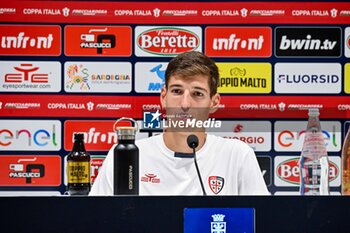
left=135, top=26, right=202, bottom=57
left=274, top=156, right=340, bottom=187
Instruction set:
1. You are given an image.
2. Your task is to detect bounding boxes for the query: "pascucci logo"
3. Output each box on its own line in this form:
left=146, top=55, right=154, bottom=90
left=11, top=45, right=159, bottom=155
left=137, top=27, right=199, bottom=55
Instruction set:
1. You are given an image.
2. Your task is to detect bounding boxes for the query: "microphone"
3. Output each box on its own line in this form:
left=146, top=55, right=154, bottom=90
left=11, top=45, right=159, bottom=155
left=187, top=135, right=206, bottom=196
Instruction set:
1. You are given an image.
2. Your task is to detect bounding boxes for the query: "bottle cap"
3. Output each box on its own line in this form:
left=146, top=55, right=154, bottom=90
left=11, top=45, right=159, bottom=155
left=308, top=108, right=320, bottom=116
left=74, top=133, right=84, bottom=140
left=113, top=117, right=138, bottom=140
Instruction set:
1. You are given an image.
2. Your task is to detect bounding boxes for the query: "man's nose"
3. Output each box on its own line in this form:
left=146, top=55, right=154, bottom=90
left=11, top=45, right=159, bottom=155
left=181, top=90, right=191, bottom=112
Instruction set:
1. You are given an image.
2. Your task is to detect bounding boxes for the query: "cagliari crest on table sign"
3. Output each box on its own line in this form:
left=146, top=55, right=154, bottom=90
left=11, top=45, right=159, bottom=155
left=211, top=214, right=226, bottom=233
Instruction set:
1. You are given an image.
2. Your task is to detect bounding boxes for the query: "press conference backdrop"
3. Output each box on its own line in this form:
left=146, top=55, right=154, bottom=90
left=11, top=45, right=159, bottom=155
left=0, top=1, right=349, bottom=196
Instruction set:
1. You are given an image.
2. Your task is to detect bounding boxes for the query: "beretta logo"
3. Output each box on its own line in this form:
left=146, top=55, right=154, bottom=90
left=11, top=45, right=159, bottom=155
left=275, top=27, right=341, bottom=57
left=275, top=156, right=339, bottom=186
left=135, top=26, right=201, bottom=57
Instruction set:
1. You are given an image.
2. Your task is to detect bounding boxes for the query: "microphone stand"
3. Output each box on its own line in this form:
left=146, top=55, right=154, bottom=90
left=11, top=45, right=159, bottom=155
left=192, top=146, right=207, bottom=196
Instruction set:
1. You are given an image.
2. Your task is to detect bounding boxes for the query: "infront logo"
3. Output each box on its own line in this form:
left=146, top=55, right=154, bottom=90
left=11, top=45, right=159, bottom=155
left=0, top=25, right=61, bottom=55
left=205, top=27, right=272, bottom=57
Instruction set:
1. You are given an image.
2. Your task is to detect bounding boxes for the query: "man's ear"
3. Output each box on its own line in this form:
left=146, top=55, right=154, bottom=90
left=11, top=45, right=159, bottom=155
left=209, top=93, right=220, bottom=114
left=160, top=86, right=167, bottom=108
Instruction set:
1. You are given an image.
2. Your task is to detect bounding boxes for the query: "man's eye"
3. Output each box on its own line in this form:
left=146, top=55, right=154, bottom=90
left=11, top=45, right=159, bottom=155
left=171, top=89, right=182, bottom=94
left=194, top=91, right=204, bottom=97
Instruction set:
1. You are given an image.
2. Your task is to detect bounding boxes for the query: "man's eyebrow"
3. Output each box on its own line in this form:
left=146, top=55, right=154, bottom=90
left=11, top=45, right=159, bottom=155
left=168, top=84, right=183, bottom=89
left=193, top=86, right=208, bottom=93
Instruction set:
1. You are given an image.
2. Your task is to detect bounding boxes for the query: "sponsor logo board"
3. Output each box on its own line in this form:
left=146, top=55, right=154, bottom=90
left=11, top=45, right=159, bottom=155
left=0, top=155, right=61, bottom=186
left=210, top=121, right=271, bottom=151
left=274, top=156, right=341, bottom=187
left=275, top=27, right=341, bottom=57
left=275, top=63, right=341, bottom=94
left=64, top=25, right=132, bottom=56
left=257, top=156, right=272, bottom=186
left=64, top=62, right=131, bottom=93
left=135, top=26, right=202, bottom=57
left=345, top=63, right=350, bottom=94
left=0, top=120, right=61, bottom=151
left=205, top=27, right=272, bottom=57
left=64, top=120, right=117, bottom=151
left=217, top=63, right=271, bottom=93
left=274, top=121, right=341, bottom=152
left=0, top=191, right=61, bottom=196
left=0, top=61, right=61, bottom=92
left=135, top=62, right=168, bottom=93
left=345, top=27, right=350, bottom=58
left=0, top=25, right=61, bottom=56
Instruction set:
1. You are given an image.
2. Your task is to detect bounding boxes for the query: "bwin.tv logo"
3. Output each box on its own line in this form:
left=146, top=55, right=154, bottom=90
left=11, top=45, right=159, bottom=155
left=143, top=110, right=162, bottom=129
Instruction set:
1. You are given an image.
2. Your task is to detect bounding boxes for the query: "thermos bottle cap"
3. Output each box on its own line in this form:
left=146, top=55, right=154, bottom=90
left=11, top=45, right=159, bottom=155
left=117, top=126, right=137, bottom=136
left=308, top=108, right=320, bottom=116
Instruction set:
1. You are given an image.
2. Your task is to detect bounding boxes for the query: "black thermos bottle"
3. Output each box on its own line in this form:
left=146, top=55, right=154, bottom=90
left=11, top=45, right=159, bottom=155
left=113, top=126, right=139, bottom=195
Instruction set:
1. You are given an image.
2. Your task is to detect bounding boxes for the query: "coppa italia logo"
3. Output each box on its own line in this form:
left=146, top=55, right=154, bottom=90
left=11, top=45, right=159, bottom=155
left=0, top=25, right=61, bottom=56
left=205, top=27, right=272, bottom=57
left=274, top=121, right=341, bottom=152
left=274, top=156, right=340, bottom=187
left=275, top=27, right=341, bottom=57
left=135, top=26, right=201, bottom=57
left=0, top=120, right=61, bottom=151
left=0, top=155, right=61, bottom=186
left=64, top=26, right=132, bottom=56
left=64, top=120, right=117, bottom=151
left=0, top=61, right=61, bottom=93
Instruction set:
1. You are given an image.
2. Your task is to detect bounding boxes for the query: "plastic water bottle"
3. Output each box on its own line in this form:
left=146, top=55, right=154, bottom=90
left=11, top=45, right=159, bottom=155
left=342, top=128, right=350, bottom=195
left=299, top=108, right=330, bottom=195
left=113, top=118, right=139, bottom=195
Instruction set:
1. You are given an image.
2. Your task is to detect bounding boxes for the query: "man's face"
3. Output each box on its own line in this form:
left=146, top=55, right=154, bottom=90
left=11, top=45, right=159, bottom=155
left=160, top=74, right=220, bottom=131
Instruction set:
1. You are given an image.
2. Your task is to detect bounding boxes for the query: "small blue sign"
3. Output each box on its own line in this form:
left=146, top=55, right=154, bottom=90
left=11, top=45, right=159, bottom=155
left=184, top=208, right=255, bottom=233
left=143, top=110, right=161, bottom=129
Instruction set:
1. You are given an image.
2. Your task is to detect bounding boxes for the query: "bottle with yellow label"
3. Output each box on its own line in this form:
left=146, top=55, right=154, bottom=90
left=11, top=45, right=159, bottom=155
left=67, top=133, right=91, bottom=195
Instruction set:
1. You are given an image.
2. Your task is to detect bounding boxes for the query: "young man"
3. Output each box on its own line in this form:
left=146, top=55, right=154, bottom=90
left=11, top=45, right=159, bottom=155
left=90, top=51, right=269, bottom=195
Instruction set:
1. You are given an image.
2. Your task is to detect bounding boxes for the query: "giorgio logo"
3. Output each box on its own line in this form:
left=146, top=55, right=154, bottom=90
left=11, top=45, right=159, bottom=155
left=0, top=156, right=61, bottom=186
left=0, top=120, right=61, bottom=151
left=275, top=27, right=341, bottom=57
left=135, top=26, right=201, bottom=57
left=0, top=25, right=61, bottom=56
left=64, top=26, right=132, bottom=56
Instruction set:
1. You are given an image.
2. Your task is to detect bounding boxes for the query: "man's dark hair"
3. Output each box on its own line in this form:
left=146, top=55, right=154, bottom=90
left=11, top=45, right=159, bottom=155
left=165, top=51, right=219, bottom=97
